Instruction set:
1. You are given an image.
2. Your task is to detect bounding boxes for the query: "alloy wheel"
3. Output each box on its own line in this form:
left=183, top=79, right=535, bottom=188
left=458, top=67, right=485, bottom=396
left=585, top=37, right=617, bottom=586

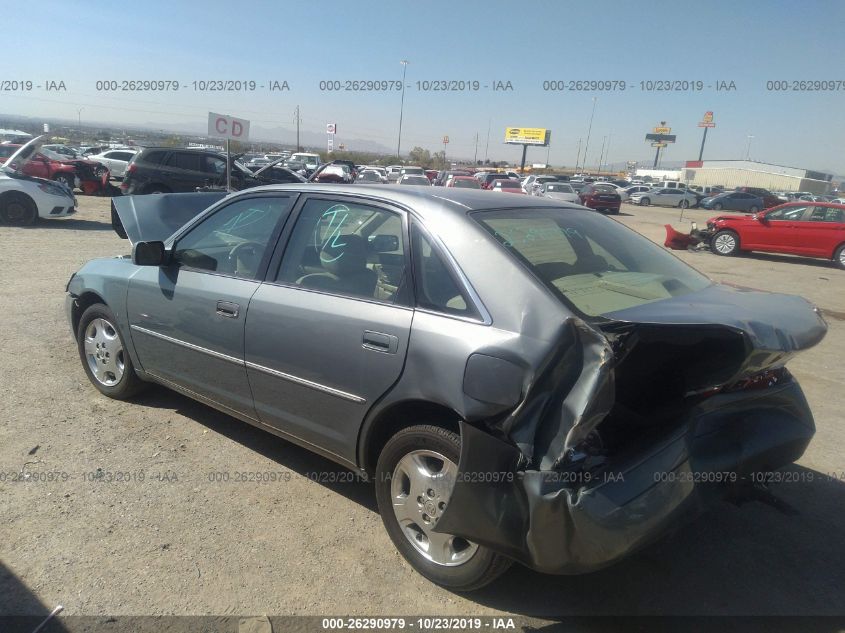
left=390, top=449, right=478, bottom=567
left=83, top=318, right=125, bottom=386
left=714, top=233, right=737, bottom=254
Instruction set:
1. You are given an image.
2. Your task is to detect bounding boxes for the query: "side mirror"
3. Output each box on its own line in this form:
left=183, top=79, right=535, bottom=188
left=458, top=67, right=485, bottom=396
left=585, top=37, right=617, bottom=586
left=368, top=234, right=400, bottom=253
left=132, top=240, right=167, bottom=266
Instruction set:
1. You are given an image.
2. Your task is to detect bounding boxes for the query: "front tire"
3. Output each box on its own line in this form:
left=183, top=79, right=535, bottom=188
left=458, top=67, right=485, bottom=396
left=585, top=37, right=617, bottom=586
left=713, top=202, right=723, bottom=211
left=679, top=199, right=689, bottom=209
left=375, top=425, right=512, bottom=591
left=0, top=192, right=38, bottom=225
left=712, top=230, right=740, bottom=256
left=76, top=303, right=147, bottom=399
left=639, top=197, right=650, bottom=206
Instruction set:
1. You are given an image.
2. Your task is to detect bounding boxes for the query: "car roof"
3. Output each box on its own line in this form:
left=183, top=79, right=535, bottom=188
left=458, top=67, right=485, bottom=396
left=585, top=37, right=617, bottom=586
left=231, top=183, right=580, bottom=220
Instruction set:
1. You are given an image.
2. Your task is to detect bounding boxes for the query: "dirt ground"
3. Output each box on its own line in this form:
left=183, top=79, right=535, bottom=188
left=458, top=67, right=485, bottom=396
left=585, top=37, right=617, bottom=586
left=1, top=195, right=844, bottom=619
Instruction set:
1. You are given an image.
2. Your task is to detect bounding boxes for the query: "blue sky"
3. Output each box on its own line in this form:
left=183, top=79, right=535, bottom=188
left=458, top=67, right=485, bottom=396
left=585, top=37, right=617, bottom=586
left=4, top=0, right=845, bottom=172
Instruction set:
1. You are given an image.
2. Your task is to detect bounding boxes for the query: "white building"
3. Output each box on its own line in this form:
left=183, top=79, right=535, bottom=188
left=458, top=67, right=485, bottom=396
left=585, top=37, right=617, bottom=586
left=681, top=160, right=833, bottom=194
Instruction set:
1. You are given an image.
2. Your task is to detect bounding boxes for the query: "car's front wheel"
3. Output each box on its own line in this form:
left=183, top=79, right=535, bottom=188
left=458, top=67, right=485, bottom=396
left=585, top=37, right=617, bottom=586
left=375, top=425, right=512, bottom=591
left=639, top=197, right=650, bottom=206
left=0, top=192, right=38, bottom=225
left=713, top=202, right=723, bottom=211
left=749, top=205, right=760, bottom=213
left=77, top=303, right=148, bottom=399
left=712, top=230, right=740, bottom=256
left=679, top=199, right=689, bottom=209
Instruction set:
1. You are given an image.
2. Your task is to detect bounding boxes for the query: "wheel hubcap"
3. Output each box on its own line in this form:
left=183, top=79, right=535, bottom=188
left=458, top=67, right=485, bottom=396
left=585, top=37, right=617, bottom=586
left=714, top=234, right=736, bottom=254
left=391, top=449, right=478, bottom=567
left=840, top=249, right=845, bottom=266
left=84, top=318, right=125, bottom=386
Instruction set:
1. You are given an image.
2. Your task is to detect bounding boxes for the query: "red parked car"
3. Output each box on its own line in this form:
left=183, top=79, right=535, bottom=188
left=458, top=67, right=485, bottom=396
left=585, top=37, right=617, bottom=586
left=445, top=176, right=481, bottom=188
left=0, top=144, right=110, bottom=194
left=479, top=173, right=516, bottom=189
left=707, top=202, right=845, bottom=268
left=734, top=186, right=782, bottom=209
left=578, top=183, right=621, bottom=214
left=424, top=169, right=438, bottom=182
left=490, top=179, right=525, bottom=194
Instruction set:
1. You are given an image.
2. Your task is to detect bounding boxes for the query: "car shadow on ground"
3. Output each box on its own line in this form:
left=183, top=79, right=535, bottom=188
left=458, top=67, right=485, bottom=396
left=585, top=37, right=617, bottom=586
left=0, top=562, right=70, bottom=631
left=738, top=251, right=839, bottom=270
left=39, top=217, right=114, bottom=231
left=133, top=388, right=845, bottom=616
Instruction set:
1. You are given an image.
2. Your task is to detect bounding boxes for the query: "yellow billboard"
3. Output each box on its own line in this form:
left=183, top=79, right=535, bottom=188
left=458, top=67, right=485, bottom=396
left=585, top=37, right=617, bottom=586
left=505, top=127, right=550, bottom=145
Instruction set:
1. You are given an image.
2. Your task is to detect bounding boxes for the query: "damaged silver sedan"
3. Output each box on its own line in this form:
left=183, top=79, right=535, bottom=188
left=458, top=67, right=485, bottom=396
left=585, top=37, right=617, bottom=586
left=66, top=185, right=827, bottom=590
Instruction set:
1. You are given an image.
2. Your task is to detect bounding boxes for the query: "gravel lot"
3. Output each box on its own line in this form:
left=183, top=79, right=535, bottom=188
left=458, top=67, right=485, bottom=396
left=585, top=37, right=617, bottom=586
left=1, top=195, right=844, bottom=619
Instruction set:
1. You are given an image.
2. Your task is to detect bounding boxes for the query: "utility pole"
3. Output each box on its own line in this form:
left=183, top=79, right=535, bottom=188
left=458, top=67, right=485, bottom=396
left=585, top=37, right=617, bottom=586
left=293, top=106, right=301, bottom=151
left=474, top=132, right=479, bottom=164
left=604, top=133, right=612, bottom=173
left=397, top=60, right=409, bottom=159
left=484, top=119, right=491, bottom=163
left=745, top=134, right=754, bottom=160
left=582, top=97, right=597, bottom=174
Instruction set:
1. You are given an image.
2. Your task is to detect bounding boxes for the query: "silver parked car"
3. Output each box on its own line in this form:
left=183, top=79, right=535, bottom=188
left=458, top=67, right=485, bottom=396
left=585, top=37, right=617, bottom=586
left=68, top=186, right=825, bottom=590
left=629, top=187, right=700, bottom=208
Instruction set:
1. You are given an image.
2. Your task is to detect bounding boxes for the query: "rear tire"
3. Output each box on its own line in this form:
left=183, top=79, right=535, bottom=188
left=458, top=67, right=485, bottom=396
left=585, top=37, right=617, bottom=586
left=375, top=424, right=512, bottom=591
left=680, top=199, right=689, bottom=209
left=749, top=205, right=760, bottom=213
left=639, top=197, right=650, bottom=206
left=712, top=230, right=740, bottom=256
left=713, top=202, right=723, bottom=211
left=0, top=192, right=38, bottom=225
left=76, top=303, right=148, bottom=399
left=834, top=244, right=845, bottom=270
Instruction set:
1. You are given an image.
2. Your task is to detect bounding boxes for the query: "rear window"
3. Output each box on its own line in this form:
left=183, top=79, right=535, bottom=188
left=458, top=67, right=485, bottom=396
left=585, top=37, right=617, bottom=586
left=474, top=208, right=711, bottom=317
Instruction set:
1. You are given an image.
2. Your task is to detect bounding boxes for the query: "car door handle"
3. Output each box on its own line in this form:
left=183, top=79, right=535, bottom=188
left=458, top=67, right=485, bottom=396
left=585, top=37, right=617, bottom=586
left=362, top=330, right=399, bottom=354
left=216, top=300, right=240, bottom=318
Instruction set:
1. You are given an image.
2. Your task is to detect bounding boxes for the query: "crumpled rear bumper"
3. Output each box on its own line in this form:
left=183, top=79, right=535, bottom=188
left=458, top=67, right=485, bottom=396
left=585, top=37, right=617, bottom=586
left=435, top=379, right=815, bottom=574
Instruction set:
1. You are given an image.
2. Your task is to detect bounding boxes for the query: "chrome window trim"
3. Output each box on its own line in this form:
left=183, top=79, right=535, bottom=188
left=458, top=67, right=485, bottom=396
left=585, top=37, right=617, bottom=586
left=130, top=325, right=366, bottom=404
left=410, top=220, right=493, bottom=326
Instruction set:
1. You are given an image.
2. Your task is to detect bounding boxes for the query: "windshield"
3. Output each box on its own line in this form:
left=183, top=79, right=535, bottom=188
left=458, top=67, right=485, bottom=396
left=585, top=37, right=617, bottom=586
left=475, top=208, right=711, bottom=317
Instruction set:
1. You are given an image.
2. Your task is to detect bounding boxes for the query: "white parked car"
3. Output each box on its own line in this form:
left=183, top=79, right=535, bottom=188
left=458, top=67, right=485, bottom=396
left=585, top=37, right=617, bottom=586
left=0, top=137, right=77, bottom=225
left=629, top=187, right=699, bottom=208
left=87, top=149, right=138, bottom=178
left=539, top=182, right=581, bottom=204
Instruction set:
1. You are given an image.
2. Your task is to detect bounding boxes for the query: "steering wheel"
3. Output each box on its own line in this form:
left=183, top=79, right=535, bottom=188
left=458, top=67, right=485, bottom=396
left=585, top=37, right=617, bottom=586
left=228, top=241, right=264, bottom=276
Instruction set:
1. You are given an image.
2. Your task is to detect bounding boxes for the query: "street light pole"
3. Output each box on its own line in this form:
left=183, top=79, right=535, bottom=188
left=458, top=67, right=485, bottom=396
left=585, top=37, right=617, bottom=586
left=582, top=97, right=597, bottom=174
left=397, top=60, right=409, bottom=159
left=745, top=134, right=754, bottom=160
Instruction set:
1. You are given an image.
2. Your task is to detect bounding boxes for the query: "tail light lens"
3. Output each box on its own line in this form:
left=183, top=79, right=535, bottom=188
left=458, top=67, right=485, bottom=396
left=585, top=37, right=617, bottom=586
left=724, top=367, right=791, bottom=393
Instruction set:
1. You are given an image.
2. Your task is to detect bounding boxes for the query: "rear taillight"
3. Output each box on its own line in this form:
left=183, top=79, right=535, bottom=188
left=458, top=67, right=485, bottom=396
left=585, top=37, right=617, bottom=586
left=126, top=163, right=136, bottom=175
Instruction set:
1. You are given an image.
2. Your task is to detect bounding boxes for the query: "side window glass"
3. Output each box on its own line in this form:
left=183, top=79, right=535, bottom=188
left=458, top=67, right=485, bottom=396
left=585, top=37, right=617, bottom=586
left=204, top=156, right=227, bottom=175
left=173, top=197, right=292, bottom=279
left=166, top=153, right=201, bottom=170
left=411, top=222, right=480, bottom=319
left=276, top=198, right=408, bottom=304
left=768, top=206, right=807, bottom=221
